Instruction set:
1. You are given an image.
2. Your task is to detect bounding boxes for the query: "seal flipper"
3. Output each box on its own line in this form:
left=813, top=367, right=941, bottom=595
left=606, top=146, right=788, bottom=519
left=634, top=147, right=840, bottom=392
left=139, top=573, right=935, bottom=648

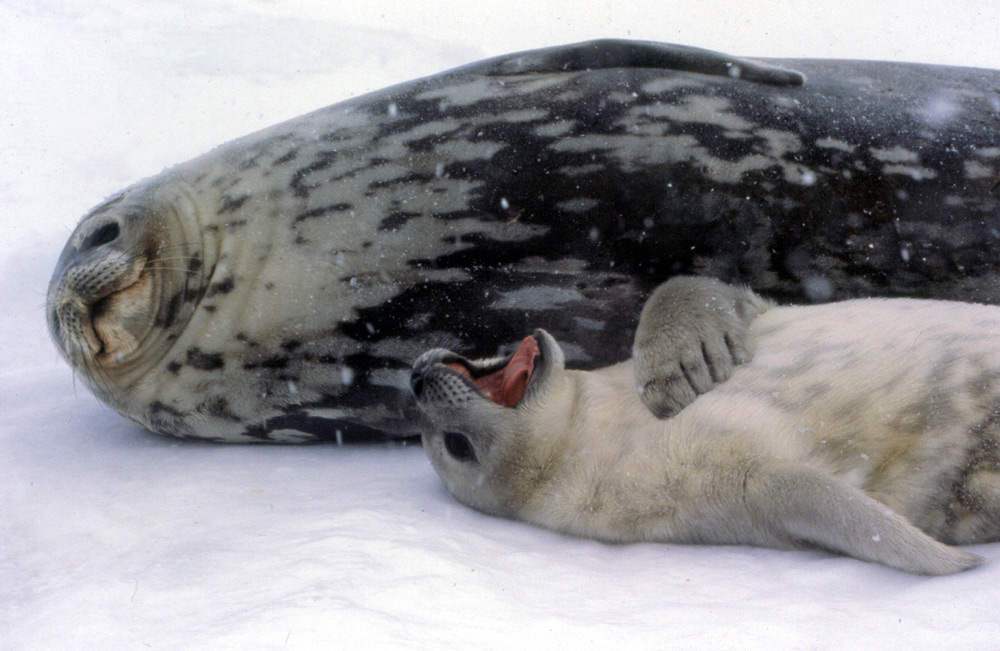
left=633, top=276, right=774, bottom=419
left=448, top=39, right=805, bottom=86
left=743, top=464, right=983, bottom=575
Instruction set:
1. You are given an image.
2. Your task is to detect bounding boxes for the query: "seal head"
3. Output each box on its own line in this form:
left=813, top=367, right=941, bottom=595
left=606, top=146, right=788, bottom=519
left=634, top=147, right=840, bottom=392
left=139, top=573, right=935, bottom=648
left=410, top=329, right=565, bottom=516
left=47, top=181, right=212, bottom=429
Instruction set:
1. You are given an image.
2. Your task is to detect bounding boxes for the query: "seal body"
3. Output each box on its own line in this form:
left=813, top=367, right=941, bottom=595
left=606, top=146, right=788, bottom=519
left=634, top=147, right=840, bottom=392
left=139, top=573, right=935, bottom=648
left=411, top=284, right=1000, bottom=574
left=47, top=40, right=1000, bottom=442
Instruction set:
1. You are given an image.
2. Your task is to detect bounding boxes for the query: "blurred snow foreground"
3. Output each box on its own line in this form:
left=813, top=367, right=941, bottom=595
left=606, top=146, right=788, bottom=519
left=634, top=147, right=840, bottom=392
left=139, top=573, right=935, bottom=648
left=6, top=1, right=1000, bottom=648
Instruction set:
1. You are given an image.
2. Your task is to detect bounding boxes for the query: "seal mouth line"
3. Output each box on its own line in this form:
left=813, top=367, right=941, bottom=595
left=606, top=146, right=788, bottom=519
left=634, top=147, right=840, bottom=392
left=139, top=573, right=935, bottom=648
left=83, top=258, right=152, bottom=360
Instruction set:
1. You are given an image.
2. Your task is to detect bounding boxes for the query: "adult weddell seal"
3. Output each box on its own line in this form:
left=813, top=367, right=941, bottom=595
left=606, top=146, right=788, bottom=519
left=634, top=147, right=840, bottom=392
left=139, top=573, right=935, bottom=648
left=47, top=40, right=1000, bottom=442
left=411, top=277, right=1000, bottom=574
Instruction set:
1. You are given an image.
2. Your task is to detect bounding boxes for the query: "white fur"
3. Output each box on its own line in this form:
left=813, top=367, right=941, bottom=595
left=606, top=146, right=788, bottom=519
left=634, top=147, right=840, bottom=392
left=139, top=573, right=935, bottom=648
left=416, top=289, right=1000, bottom=574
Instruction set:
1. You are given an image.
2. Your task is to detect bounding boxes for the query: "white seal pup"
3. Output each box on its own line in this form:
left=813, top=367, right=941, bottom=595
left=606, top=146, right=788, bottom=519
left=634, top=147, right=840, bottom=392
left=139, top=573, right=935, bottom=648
left=410, top=277, right=1000, bottom=574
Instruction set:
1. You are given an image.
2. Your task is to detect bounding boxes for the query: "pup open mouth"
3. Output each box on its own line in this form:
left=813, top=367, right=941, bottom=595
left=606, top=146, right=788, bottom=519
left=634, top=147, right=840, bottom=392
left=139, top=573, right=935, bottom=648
left=445, top=335, right=540, bottom=407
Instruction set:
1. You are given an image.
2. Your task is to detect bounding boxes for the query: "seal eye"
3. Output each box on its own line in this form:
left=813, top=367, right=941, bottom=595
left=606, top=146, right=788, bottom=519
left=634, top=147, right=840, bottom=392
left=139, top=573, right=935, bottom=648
left=444, top=432, right=475, bottom=462
left=82, top=222, right=120, bottom=250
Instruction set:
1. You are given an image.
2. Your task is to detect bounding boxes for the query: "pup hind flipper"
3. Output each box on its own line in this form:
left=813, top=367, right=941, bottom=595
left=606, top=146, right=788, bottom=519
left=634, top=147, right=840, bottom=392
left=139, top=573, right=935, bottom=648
left=743, top=464, right=983, bottom=575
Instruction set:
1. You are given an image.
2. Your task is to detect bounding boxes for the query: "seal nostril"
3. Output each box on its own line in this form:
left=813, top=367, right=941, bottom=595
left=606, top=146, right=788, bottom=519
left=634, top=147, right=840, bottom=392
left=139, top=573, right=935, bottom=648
left=410, top=371, right=424, bottom=398
left=82, top=222, right=120, bottom=250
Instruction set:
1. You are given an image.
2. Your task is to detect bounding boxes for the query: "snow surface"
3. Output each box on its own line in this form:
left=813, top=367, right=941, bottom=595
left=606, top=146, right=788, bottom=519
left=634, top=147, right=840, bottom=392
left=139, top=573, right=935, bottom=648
left=5, top=1, right=1000, bottom=648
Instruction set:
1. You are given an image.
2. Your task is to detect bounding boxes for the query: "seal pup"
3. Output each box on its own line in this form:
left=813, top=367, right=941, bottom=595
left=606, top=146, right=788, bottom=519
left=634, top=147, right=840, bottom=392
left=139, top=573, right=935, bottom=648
left=48, top=40, right=1000, bottom=441
left=411, top=277, right=1000, bottom=574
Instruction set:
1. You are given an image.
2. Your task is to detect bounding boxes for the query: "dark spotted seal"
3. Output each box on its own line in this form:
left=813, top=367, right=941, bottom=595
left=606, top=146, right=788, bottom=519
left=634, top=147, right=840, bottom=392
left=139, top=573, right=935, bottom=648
left=411, top=277, right=1000, bottom=574
left=47, top=40, right=1000, bottom=442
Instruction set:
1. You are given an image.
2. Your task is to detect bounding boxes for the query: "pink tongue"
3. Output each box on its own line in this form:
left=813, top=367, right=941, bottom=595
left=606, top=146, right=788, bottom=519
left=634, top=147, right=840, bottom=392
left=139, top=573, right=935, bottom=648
left=445, top=335, right=540, bottom=407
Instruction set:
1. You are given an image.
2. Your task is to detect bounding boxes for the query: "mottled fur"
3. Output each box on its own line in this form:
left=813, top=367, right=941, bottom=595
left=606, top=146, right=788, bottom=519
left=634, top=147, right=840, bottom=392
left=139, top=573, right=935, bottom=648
left=413, top=278, right=1000, bottom=574
left=47, top=40, right=1000, bottom=442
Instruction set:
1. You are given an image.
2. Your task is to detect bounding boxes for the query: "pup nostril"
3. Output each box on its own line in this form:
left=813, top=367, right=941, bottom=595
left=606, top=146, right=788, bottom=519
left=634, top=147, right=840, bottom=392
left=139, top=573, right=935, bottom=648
left=410, top=370, right=424, bottom=398
left=81, top=222, right=120, bottom=250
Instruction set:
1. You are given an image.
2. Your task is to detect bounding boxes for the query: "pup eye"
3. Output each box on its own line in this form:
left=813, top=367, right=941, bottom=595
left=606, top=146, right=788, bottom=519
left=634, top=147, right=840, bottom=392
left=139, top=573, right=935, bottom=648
left=444, top=432, right=475, bottom=462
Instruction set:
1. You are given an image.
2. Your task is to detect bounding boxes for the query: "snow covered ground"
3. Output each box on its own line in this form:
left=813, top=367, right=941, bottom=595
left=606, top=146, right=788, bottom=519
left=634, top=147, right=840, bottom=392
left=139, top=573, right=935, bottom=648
left=4, top=1, right=1000, bottom=648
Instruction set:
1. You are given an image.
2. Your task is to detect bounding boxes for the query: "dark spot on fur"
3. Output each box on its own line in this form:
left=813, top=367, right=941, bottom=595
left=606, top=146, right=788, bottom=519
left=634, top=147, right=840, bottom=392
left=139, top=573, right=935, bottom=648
left=378, top=212, right=420, bottom=232
left=235, top=332, right=259, bottom=348
left=147, top=401, right=187, bottom=436
left=243, top=356, right=290, bottom=370
left=206, top=277, right=235, bottom=297
left=187, top=348, right=224, bottom=371
left=319, top=128, right=357, bottom=143
left=202, top=305, right=217, bottom=313
left=281, top=339, right=302, bottom=352
left=294, top=203, right=353, bottom=223
left=274, top=148, right=298, bottom=165
left=157, top=292, right=183, bottom=328
left=218, top=194, right=250, bottom=214
left=290, top=151, right=338, bottom=198
left=166, top=361, right=182, bottom=374
left=368, top=173, right=433, bottom=189
left=226, top=220, right=247, bottom=230
left=187, top=256, right=202, bottom=275
left=202, top=397, right=242, bottom=422
left=150, top=400, right=181, bottom=416
left=264, top=282, right=275, bottom=290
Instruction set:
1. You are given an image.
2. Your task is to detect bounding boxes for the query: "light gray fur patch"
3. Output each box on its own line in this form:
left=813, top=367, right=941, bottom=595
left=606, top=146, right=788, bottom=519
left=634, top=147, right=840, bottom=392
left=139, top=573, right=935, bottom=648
left=914, top=93, right=963, bottom=128
left=490, top=286, right=586, bottom=311
left=573, top=317, right=605, bottom=330
left=815, top=137, right=856, bottom=153
left=534, top=121, right=577, bottom=138
left=964, top=160, right=995, bottom=180
left=640, top=77, right=706, bottom=94
left=416, top=77, right=506, bottom=107
left=630, top=96, right=755, bottom=131
left=430, top=139, right=508, bottom=162
left=882, top=165, right=938, bottom=181
left=556, top=163, right=605, bottom=177
left=870, top=146, right=920, bottom=163
left=490, top=108, right=550, bottom=123
left=556, top=198, right=600, bottom=213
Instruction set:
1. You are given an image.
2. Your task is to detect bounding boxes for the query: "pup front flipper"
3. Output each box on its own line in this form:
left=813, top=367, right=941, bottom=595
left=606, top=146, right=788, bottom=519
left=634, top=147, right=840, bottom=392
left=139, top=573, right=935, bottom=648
left=632, top=276, right=773, bottom=418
